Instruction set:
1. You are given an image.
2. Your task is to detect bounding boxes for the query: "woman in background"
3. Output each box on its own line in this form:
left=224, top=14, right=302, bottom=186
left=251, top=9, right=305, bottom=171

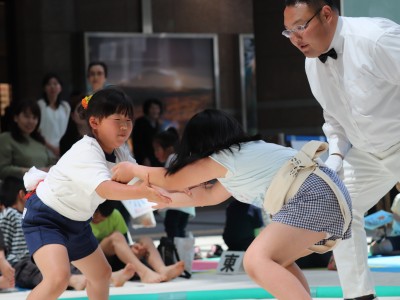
left=0, top=100, right=52, bottom=180
left=37, top=73, right=70, bottom=159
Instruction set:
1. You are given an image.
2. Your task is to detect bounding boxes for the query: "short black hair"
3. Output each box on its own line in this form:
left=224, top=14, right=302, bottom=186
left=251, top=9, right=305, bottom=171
left=96, top=200, right=118, bottom=218
left=153, top=127, right=179, bottom=150
left=80, top=86, right=135, bottom=125
left=0, top=177, right=24, bottom=208
left=167, top=109, right=260, bottom=175
left=142, top=98, right=163, bottom=115
left=9, top=99, right=45, bottom=144
left=284, top=0, right=337, bottom=11
left=87, top=61, right=108, bottom=78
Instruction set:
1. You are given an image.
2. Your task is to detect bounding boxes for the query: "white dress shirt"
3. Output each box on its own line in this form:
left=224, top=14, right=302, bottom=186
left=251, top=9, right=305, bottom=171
left=306, top=16, right=400, bottom=156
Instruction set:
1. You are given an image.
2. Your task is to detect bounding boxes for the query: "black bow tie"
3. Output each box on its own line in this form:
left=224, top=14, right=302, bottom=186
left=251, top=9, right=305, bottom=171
left=318, top=48, right=337, bottom=63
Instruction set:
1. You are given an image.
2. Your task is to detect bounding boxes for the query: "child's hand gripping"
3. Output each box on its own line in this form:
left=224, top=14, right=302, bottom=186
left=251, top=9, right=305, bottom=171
left=112, top=161, right=138, bottom=184
left=138, top=174, right=171, bottom=205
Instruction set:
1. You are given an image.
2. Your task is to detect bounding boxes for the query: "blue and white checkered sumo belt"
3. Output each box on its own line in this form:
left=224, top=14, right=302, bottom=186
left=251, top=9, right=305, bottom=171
left=264, top=140, right=352, bottom=254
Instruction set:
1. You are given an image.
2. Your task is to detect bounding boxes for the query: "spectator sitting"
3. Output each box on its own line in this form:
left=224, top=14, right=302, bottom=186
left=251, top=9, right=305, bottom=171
left=0, top=100, right=53, bottom=180
left=370, top=183, right=400, bottom=256
left=91, top=201, right=184, bottom=283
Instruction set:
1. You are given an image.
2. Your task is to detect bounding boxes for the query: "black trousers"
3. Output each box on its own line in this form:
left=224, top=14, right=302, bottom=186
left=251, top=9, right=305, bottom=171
left=164, top=210, right=190, bottom=239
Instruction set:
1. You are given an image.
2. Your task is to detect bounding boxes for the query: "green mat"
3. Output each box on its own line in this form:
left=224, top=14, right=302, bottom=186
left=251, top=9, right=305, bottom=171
left=60, top=286, right=400, bottom=299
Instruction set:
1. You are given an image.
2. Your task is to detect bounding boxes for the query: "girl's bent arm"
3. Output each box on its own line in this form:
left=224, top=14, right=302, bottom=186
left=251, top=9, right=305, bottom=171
left=112, top=157, right=227, bottom=190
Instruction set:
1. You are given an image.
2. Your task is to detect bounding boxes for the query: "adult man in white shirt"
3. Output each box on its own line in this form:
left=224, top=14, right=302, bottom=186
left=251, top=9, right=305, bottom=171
left=283, top=1, right=400, bottom=299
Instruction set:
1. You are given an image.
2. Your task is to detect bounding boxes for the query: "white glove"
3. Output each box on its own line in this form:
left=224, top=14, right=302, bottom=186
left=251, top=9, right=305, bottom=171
left=324, top=154, right=343, bottom=173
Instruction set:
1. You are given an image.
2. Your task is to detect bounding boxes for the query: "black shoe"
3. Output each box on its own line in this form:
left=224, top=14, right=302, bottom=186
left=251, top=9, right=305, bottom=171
left=344, top=294, right=376, bottom=300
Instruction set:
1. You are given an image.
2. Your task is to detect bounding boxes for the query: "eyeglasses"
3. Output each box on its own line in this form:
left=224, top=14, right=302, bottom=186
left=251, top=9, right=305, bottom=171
left=282, top=7, right=322, bottom=38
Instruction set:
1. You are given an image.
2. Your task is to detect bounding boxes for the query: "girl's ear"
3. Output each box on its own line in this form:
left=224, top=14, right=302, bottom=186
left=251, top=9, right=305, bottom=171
left=89, top=116, right=99, bottom=129
left=321, top=4, right=334, bottom=24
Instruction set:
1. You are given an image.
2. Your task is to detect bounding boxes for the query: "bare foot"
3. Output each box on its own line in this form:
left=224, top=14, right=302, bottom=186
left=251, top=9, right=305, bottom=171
left=138, top=267, right=165, bottom=283
left=0, top=275, right=14, bottom=289
left=111, top=263, right=136, bottom=287
left=69, top=274, right=87, bottom=291
left=160, top=261, right=185, bottom=281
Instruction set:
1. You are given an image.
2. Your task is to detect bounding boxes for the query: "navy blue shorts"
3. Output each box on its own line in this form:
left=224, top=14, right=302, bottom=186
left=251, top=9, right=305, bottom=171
left=22, top=194, right=98, bottom=262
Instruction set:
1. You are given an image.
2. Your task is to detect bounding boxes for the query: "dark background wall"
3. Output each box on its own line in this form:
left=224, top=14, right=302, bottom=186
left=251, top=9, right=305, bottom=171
left=2, top=0, right=341, bottom=139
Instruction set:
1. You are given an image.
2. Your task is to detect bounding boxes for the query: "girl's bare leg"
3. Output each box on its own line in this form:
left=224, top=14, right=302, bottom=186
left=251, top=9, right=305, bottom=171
left=72, top=247, right=111, bottom=300
left=27, top=244, right=71, bottom=300
left=243, top=222, right=326, bottom=300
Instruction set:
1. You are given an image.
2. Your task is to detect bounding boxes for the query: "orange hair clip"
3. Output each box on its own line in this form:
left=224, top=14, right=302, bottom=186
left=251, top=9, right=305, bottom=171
left=81, top=94, right=93, bottom=109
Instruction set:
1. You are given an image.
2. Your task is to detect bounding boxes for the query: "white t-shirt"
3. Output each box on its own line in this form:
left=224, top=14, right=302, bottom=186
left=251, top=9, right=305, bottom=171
left=36, top=135, right=136, bottom=221
left=37, top=99, right=71, bottom=148
left=305, top=17, right=400, bottom=155
left=210, top=140, right=296, bottom=208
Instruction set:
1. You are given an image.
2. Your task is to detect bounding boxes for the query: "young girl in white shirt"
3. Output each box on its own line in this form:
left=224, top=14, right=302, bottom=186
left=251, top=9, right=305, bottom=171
left=112, top=109, right=352, bottom=300
left=22, top=87, right=170, bottom=300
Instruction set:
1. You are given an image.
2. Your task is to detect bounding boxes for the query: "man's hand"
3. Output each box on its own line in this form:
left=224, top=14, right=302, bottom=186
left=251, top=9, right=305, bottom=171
left=324, top=154, right=343, bottom=173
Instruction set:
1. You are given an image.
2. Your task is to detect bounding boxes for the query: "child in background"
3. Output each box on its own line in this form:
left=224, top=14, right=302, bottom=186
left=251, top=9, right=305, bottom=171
left=390, top=183, right=400, bottom=236
left=91, top=201, right=184, bottom=283
left=153, top=127, right=195, bottom=240
left=59, top=93, right=89, bottom=156
left=131, top=98, right=163, bottom=167
left=22, top=87, right=170, bottom=300
left=1, top=176, right=86, bottom=290
left=112, top=109, right=353, bottom=300
left=370, top=182, right=400, bottom=256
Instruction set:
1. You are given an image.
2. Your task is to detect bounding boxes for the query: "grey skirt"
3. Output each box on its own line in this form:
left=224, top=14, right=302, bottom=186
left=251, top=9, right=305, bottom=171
left=272, top=167, right=352, bottom=245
